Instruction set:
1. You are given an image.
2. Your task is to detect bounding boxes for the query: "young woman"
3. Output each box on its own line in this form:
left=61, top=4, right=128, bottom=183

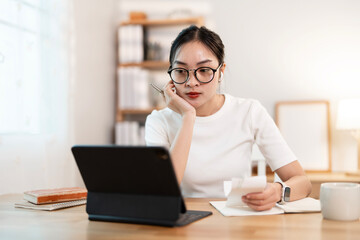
left=145, top=25, right=311, bottom=211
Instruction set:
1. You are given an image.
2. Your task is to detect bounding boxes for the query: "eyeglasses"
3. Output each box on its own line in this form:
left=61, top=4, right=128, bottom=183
left=167, top=63, right=223, bottom=84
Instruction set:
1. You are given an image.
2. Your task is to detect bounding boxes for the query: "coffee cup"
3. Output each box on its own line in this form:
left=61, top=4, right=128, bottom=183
left=320, top=182, right=360, bottom=221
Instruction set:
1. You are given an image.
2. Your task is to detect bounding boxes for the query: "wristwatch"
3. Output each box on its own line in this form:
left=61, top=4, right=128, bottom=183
left=276, top=182, right=291, bottom=204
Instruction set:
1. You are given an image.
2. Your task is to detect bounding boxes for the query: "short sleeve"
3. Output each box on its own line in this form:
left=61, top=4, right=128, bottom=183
left=145, top=110, right=170, bottom=149
left=250, top=100, right=297, bottom=171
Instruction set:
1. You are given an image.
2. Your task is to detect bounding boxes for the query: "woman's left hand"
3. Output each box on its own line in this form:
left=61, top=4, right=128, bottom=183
left=241, top=183, right=282, bottom=211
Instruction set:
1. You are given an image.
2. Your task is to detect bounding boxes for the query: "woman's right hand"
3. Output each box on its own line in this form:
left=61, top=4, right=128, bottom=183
left=163, top=80, right=196, bottom=117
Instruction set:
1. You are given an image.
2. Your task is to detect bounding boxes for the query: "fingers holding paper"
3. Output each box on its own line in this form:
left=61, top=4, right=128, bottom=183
left=242, top=183, right=282, bottom=211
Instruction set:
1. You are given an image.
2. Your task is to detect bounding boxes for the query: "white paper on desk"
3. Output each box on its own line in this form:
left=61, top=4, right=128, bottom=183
left=225, top=176, right=267, bottom=207
left=276, top=197, right=321, bottom=213
left=210, top=201, right=284, bottom=216
left=210, top=197, right=320, bottom=217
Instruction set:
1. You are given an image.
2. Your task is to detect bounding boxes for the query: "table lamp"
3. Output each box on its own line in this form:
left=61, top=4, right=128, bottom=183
left=336, top=99, right=360, bottom=176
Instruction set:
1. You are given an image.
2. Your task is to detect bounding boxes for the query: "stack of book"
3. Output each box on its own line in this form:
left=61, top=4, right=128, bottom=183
left=14, top=187, right=87, bottom=211
left=118, top=25, right=144, bottom=63
left=115, top=121, right=146, bottom=146
left=118, top=67, right=151, bottom=109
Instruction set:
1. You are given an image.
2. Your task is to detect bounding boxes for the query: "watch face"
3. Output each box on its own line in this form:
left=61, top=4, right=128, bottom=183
left=284, top=186, right=291, bottom=202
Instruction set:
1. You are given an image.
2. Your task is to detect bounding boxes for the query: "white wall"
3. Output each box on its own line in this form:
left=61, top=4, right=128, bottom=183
left=208, top=0, right=360, bottom=171
left=72, top=0, right=118, bottom=145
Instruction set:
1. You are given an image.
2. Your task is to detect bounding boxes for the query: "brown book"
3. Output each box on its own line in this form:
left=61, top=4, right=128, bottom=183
left=24, top=187, right=87, bottom=204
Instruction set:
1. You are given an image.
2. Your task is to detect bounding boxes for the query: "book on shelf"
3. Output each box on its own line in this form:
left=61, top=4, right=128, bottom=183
left=23, top=187, right=87, bottom=204
left=118, top=25, right=144, bottom=63
left=115, top=121, right=146, bottom=145
left=118, top=67, right=151, bottom=109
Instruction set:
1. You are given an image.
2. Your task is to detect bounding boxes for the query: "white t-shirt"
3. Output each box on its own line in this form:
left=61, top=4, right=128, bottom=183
left=145, top=94, right=297, bottom=198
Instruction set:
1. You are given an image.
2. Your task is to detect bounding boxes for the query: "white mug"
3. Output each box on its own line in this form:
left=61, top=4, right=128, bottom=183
left=320, top=182, right=360, bottom=221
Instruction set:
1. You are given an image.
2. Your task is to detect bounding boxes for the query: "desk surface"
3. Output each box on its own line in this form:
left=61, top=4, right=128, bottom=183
left=0, top=194, right=359, bottom=240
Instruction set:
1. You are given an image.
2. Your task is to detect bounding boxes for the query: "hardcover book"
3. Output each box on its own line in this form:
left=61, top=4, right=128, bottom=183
left=24, top=187, right=87, bottom=204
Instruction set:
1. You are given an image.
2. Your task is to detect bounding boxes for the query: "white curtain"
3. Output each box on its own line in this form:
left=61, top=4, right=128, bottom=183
left=0, top=0, right=77, bottom=194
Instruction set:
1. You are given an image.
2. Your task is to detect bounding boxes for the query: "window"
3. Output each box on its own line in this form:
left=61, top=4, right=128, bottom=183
left=0, top=0, right=69, bottom=134
left=0, top=0, right=73, bottom=194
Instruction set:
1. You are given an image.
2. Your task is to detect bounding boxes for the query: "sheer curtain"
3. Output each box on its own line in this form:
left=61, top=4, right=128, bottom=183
left=0, top=0, right=77, bottom=194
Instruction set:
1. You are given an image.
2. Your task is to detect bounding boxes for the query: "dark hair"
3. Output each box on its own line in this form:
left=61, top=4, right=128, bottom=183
left=169, top=25, right=225, bottom=67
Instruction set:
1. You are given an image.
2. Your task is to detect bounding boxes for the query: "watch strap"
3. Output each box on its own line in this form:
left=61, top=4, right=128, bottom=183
left=276, top=181, right=285, bottom=204
left=276, top=181, right=291, bottom=204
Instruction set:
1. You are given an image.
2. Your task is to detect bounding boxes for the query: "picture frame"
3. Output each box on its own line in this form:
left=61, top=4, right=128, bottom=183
left=275, top=101, right=331, bottom=172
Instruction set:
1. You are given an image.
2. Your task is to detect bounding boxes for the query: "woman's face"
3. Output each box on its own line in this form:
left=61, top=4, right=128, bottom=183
left=171, top=41, right=224, bottom=111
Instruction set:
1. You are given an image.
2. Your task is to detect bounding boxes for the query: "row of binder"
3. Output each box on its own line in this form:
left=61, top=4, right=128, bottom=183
left=118, top=25, right=144, bottom=63
left=115, top=121, right=146, bottom=146
left=118, top=67, right=151, bottom=109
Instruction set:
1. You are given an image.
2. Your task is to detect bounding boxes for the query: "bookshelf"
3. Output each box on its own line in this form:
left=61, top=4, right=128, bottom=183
left=115, top=16, right=204, bottom=145
left=116, top=16, right=204, bottom=122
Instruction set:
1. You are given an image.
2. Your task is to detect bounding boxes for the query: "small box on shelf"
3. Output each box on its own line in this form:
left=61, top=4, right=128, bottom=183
left=129, top=11, right=147, bottom=21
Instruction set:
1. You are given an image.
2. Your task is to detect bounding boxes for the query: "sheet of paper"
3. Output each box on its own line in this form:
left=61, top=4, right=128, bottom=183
left=210, top=198, right=321, bottom=216
left=210, top=201, right=284, bottom=216
left=226, top=175, right=267, bottom=207
left=276, top=197, right=321, bottom=213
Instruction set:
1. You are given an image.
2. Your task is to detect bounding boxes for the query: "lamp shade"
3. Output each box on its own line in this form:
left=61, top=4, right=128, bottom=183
left=336, top=99, right=360, bottom=130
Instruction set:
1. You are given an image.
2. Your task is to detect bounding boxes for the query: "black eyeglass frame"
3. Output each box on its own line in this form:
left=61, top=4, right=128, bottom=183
left=167, top=63, right=223, bottom=84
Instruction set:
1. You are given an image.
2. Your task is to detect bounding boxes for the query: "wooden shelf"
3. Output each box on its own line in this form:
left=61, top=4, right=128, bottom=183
left=116, top=108, right=163, bottom=121
left=118, top=61, right=169, bottom=69
left=120, top=17, right=204, bottom=27
left=119, top=109, right=157, bottom=114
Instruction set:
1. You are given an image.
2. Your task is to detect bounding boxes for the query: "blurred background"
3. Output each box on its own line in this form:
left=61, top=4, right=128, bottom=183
left=1, top=0, right=360, bottom=194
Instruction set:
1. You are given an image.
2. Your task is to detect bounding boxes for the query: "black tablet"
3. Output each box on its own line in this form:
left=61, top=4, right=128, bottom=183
left=71, top=145, right=212, bottom=227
